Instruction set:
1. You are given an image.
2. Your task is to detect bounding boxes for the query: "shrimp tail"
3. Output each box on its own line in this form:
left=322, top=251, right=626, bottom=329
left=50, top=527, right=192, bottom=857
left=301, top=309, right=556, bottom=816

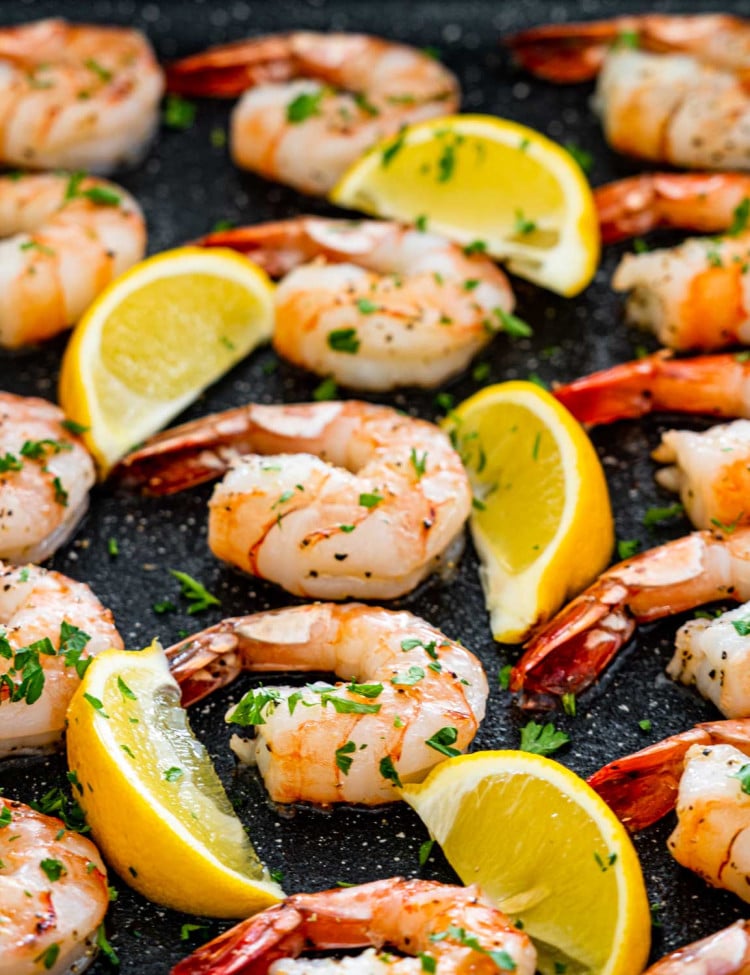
left=167, top=36, right=296, bottom=97
left=554, top=352, right=750, bottom=426
left=509, top=578, right=635, bottom=700
left=643, top=920, right=750, bottom=974
left=506, top=20, right=630, bottom=82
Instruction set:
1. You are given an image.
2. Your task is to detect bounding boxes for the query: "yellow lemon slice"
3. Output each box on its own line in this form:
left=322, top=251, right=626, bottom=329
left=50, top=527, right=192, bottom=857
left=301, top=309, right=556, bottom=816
left=446, top=381, right=613, bottom=643
left=66, top=641, right=284, bottom=917
left=331, top=114, right=600, bottom=296
left=402, top=750, right=651, bottom=975
left=59, top=246, right=275, bottom=475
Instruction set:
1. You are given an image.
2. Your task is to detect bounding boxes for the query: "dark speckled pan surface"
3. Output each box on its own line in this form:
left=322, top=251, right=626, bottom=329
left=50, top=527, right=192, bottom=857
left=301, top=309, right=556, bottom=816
left=1, top=0, right=747, bottom=971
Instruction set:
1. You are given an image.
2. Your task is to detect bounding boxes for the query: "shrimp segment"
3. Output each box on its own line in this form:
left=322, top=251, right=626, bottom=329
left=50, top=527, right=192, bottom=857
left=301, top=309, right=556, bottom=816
left=507, top=14, right=750, bottom=83
left=197, top=218, right=514, bottom=390
left=171, top=878, right=536, bottom=975
left=553, top=352, right=750, bottom=427
left=167, top=33, right=459, bottom=195
left=0, top=393, right=95, bottom=563
left=0, top=173, right=145, bottom=348
left=0, top=560, right=122, bottom=758
left=510, top=528, right=750, bottom=703
left=116, top=401, right=471, bottom=600
left=595, top=173, right=750, bottom=244
left=0, top=19, right=164, bottom=172
left=643, top=921, right=750, bottom=975
left=0, top=796, right=108, bottom=975
left=167, top=603, right=487, bottom=806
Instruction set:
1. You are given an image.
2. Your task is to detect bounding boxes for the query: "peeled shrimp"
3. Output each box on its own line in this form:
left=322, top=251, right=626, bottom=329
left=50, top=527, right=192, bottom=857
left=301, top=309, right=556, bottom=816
left=197, top=218, right=514, bottom=390
left=116, top=401, right=471, bottom=600
left=0, top=172, right=145, bottom=347
left=510, top=528, right=750, bottom=704
left=167, top=603, right=487, bottom=806
left=167, top=32, right=459, bottom=195
left=0, top=392, right=95, bottom=562
left=643, top=921, right=750, bottom=975
left=553, top=351, right=750, bottom=427
left=0, top=19, right=164, bottom=172
left=0, top=795, right=108, bottom=975
left=669, top=602, right=750, bottom=718
left=0, top=560, right=122, bottom=758
left=171, top=878, right=536, bottom=975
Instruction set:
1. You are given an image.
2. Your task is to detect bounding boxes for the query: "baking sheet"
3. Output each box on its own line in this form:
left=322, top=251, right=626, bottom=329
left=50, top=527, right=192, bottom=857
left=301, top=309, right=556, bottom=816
left=1, top=0, right=744, bottom=970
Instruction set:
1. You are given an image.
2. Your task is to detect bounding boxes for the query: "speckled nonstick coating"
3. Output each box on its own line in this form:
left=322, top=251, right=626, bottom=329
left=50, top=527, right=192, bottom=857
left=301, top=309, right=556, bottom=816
left=0, top=0, right=746, bottom=970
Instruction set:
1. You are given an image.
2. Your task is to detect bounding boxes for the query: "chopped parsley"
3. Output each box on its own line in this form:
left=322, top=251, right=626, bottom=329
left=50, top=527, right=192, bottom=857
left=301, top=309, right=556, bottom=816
left=327, top=327, right=360, bottom=354
left=180, top=923, right=208, bottom=941
left=498, top=664, right=512, bottom=690
left=642, top=503, right=685, bottom=527
left=40, top=858, right=66, bottom=881
left=391, top=665, right=425, bottom=686
left=84, top=58, right=113, bottom=82
left=313, top=376, right=338, bottom=401
left=731, top=618, right=750, bottom=637
left=381, top=127, right=407, bottom=167
left=617, top=538, right=640, bottom=560
left=410, top=448, right=428, bottom=479
left=169, top=569, right=221, bottom=613
left=359, top=491, right=383, bottom=509
left=425, top=726, right=460, bottom=757
left=163, top=767, right=184, bottom=782
left=638, top=718, right=652, bottom=732
left=35, top=944, right=60, bottom=971
left=430, top=926, right=517, bottom=971
left=514, top=209, right=536, bottom=235
left=379, top=755, right=402, bottom=787
left=335, top=740, right=356, bottom=774
left=83, top=692, right=109, bottom=718
left=494, top=307, right=533, bottom=338
left=227, top=687, right=282, bottom=726
left=355, top=297, right=378, bottom=315
left=463, top=239, right=487, bottom=256
left=286, top=89, right=325, bottom=123
left=519, top=720, right=569, bottom=756
left=61, top=418, right=89, bottom=436
left=107, top=537, right=119, bottom=557
left=163, top=93, right=196, bottom=130
left=418, top=838, right=435, bottom=866
left=731, top=198, right=750, bottom=236
left=564, top=141, right=593, bottom=175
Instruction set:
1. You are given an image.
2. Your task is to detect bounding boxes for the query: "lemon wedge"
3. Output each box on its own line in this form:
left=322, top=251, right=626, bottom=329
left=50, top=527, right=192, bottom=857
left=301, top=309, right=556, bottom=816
left=331, top=114, right=600, bottom=296
left=402, top=750, right=651, bottom=975
left=66, top=641, right=284, bottom=917
left=59, top=246, right=275, bottom=475
left=446, top=381, right=613, bottom=643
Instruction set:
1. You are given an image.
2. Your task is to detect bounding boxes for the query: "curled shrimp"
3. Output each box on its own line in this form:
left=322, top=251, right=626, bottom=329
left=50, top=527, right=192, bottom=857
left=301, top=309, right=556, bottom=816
left=553, top=351, right=750, bottom=427
left=116, top=401, right=471, bottom=600
left=167, top=32, right=459, bottom=195
left=0, top=18, right=164, bottom=172
left=0, top=560, right=122, bottom=758
left=171, top=878, right=536, bottom=975
left=167, top=603, right=488, bottom=806
left=197, top=218, right=514, bottom=391
left=0, top=392, right=96, bottom=562
left=510, top=528, right=750, bottom=704
left=0, top=172, right=145, bottom=347
left=0, top=795, right=108, bottom=975
left=507, top=14, right=750, bottom=83
left=643, top=921, right=750, bottom=975
left=595, top=172, right=750, bottom=244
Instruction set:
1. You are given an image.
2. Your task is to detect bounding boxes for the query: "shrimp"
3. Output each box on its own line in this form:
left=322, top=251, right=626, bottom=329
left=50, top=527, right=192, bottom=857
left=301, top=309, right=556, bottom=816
left=643, top=921, right=750, bottom=975
left=595, top=172, right=750, bottom=244
left=166, top=33, right=459, bottom=195
left=553, top=351, right=750, bottom=427
left=115, top=401, right=471, bottom=600
left=196, top=218, right=514, bottom=391
left=653, top=420, right=750, bottom=532
left=507, top=14, right=750, bottom=83
left=0, top=560, right=122, bottom=758
left=167, top=603, right=487, bottom=806
left=669, top=602, right=750, bottom=719
left=510, top=528, right=750, bottom=704
left=0, top=172, right=145, bottom=348
left=0, top=795, right=108, bottom=975
left=0, top=19, right=164, bottom=172
left=0, top=392, right=95, bottom=563
left=170, top=878, right=536, bottom=975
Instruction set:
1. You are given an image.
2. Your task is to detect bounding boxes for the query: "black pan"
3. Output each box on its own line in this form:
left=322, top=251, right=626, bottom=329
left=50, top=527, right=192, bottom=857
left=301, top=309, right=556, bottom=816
left=0, top=0, right=744, bottom=971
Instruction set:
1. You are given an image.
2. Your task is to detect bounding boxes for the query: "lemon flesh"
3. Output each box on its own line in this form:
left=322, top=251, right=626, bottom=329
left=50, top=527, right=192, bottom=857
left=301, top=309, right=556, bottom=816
left=402, top=751, right=651, bottom=975
left=332, top=114, right=599, bottom=296
left=447, top=381, right=613, bottom=642
left=59, top=247, right=275, bottom=474
left=66, top=642, right=283, bottom=917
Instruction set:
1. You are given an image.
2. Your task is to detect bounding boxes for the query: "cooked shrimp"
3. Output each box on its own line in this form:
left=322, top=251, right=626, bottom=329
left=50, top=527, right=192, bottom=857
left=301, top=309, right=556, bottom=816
left=0, top=392, right=95, bottom=562
left=167, top=603, right=487, bottom=806
left=553, top=351, right=750, bottom=427
left=507, top=14, right=750, bottom=83
left=588, top=718, right=750, bottom=831
left=171, top=878, right=536, bottom=975
left=643, top=920, right=750, bottom=975
left=595, top=172, right=750, bottom=244
left=510, top=528, right=750, bottom=704
left=0, top=795, right=108, bottom=975
left=197, top=218, right=514, bottom=390
left=0, top=560, right=122, bottom=758
left=0, top=172, right=145, bottom=347
left=0, top=19, right=164, bottom=172
left=653, top=420, right=750, bottom=532
left=669, top=603, right=750, bottom=718
left=116, top=401, right=471, bottom=600
left=167, top=33, right=459, bottom=195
